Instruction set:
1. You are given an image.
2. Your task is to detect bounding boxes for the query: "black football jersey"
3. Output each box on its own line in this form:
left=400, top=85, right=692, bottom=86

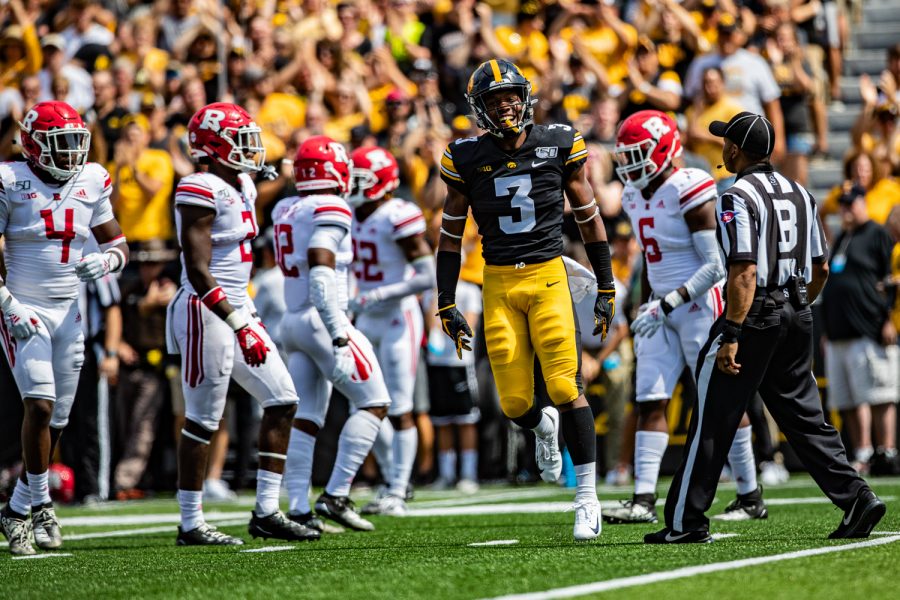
left=440, top=124, right=587, bottom=266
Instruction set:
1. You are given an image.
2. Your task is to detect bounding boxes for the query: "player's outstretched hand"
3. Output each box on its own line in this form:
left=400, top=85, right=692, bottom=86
left=349, top=289, right=383, bottom=315
left=2, top=294, right=41, bottom=340
left=332, top=342, right=356, bottom=384
left=75, top=252, right=110, bottom=281
left=593, top=286, right=616, bottom=341
left=437, top=304, right=473, bottom=359
left=631, top=299, right=666, bottom=338
left=236, top=325, right=269, bottom=367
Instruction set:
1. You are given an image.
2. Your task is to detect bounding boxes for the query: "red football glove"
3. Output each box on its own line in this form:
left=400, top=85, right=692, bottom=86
left=236, top=325, right=269, bottom=367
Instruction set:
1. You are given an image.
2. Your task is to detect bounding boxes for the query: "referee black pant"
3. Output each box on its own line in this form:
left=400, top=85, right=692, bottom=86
left=664, top=300, right=867, bottom=532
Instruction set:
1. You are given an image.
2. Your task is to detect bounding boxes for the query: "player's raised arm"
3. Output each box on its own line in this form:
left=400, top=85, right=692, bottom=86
left=564, top=161, right=615, bottom=340
left=436, top=185, right=473, bottom=358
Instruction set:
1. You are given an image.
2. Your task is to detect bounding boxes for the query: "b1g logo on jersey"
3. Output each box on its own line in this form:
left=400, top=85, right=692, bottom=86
left=535, top=146, right=558, bottom=159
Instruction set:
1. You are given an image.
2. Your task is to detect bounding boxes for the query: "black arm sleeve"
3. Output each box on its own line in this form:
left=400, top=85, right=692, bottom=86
left=436, top=250, right=462, bottom=307
left=584, top=241, right=614, bottom=286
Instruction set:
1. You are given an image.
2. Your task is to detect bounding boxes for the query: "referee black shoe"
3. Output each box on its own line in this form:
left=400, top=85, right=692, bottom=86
left=713, top=486, right=768, bottom=521
left=828, top=489, right=886, bottom=539
left=644, top=527, right=713, bottom=544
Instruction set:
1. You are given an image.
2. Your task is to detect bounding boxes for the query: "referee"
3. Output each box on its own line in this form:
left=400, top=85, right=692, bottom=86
left=646, top=112, right=887, bottom=544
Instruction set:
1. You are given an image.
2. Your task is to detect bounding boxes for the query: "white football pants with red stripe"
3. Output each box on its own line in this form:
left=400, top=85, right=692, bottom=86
left=165, top=289, right=298, bottom=431
left=354, top=296, right=423, bottom=417
left=280, top=306, right=391, bottom=427
left=0, top=298, right=83, bottom=428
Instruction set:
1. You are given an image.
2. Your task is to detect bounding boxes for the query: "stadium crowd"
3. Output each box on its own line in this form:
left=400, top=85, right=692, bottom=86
left=0, top=0, right=899, bottom=506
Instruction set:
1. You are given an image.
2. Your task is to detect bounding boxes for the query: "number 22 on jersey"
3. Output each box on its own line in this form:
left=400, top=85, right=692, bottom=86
left=353, top=239, right=383, bottom=282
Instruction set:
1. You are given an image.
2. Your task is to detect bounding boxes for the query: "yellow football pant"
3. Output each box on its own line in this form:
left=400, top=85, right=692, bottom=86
left=482, top=257, right=581, bottom=418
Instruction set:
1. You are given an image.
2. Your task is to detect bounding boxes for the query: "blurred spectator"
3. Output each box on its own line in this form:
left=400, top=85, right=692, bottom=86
left=821, top=184, right=898, bottom=475
left=56, top=0, right=115, bottom=61
left=112, top=239, right=177, bottom=500
left=109, top=114, right=175, bottom=244
left=620, top=37, right=682, bottom=119
left=86, top=70, right=128, bottom=164
left=685, top=66, right=744, bottom=190
left=822, top=150, right=900, bottom=228
left=684, top=13, right=786, bottom=161
left=384, top=0, right=432, bottom=72
left=766, top=23, right=815, bottom=185
left=0, top=0, right=40, bottom=89
left=854, top=71, right=900, bottom=179
left=158, top=0, right=200, bottom=54
left=582, top=94, right=620, bottom=145
left=38, top=34, right=93, bottom=113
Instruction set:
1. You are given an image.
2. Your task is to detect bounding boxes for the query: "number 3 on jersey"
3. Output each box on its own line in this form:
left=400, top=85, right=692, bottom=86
left=637, top=217, right=662, bottom=263
left=496, top=175, right=536, bottom=234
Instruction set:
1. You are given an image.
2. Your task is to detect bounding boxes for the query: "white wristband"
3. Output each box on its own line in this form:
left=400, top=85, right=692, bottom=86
left=663, top=289, right=685, bottom=310
left=225, top=311, right=247, bottom=331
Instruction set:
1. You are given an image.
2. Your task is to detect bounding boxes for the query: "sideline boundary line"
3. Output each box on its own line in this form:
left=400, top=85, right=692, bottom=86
left=483, top=535, right=900, bottom=599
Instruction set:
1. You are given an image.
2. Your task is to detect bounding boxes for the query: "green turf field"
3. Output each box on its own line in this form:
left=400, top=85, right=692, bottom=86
left=4, top=477, right=899, bottom=599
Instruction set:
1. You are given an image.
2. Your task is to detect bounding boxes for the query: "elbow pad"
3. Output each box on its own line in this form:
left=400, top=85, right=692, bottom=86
left=684, top=229, right=726, bottom=299
left=309, top=265, right=347, bottom=340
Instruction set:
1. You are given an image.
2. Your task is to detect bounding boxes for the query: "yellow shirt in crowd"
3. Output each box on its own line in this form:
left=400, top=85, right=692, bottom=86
left=109, top=149, right=174, bottom=242
left=257, top=92, right=306, bottom=141
left=560, top=23, right=638, bottom=87
left=822, top=177, right=900, bottom=225
left=686, top=97, right=745, bottom=181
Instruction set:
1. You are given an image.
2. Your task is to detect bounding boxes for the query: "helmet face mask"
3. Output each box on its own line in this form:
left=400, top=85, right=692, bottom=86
left=188, top=103, right=267, bottom=174
left=19, top=101, right=91, bottom=181
left=348, top=146, right=400, bottom=207
left=614, top=110, right=682, bottom=191
left=466, top=59, right=535, bottom=138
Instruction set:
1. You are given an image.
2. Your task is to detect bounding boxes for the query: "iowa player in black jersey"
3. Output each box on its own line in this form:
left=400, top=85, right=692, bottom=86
left=435, top=59, right=616, bottom=540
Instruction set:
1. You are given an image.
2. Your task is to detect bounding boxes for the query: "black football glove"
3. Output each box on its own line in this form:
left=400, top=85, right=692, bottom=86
left=594, top=285, right=616, bottom=341
left=437, top=304, right=473, bottom=359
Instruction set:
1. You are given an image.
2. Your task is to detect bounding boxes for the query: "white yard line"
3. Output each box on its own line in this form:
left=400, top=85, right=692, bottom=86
left=468, top=539, right=520, bottom=547
left=60, top=511, right=247, bottom=527
left=12, top=552, right=73, bottom=561
left=483, top=535, right=900, bottom=600
left=240, top=546, right=295, bottom=553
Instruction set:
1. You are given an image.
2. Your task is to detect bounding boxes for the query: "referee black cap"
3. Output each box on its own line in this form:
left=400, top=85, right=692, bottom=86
left=709, top=112, right=776, bottom=157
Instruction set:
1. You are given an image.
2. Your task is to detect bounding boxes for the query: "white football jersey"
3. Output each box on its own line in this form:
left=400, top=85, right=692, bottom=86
left=622, top=167, right=719, bottom=296
left=352, top=198, right=425, bottom=298
left=0, top=161, right=115, bottom=303
left=174, top=172, right=258, bottom=308
left=272, top=194, right=354, bottom=313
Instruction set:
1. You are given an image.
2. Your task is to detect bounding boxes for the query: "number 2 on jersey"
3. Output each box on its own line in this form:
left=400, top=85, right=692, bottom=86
left=353, top=239, right=383, bottom=282
left=274, top=223, right=299, bottom=277
left=637, top=217, right=662, bottom=263
left=41, top=208, right=76, bottom=263
left=240, top=210, right=256, bottom=263
left=496, top=175, right=536, bottom=234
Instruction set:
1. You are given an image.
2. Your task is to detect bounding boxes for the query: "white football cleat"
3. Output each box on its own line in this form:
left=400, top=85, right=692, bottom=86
left=203, top=478, right=237, bottom=501
left=456, top=479, right=480, bottom=495
left=535, top=407, right=562, bottom=483
left=759, top=461, right=790, bottom=486
left=573, top=499, right=602, bottom=541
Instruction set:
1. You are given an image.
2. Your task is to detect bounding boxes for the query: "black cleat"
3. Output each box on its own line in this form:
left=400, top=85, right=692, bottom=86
left=288, top=511, right=345, bottom=534
left=249, top=510, right=320, bottom=542
left=314, top=493, right=374, bottom=531
left=829, top=489, right=887, bottom=539
left=713, top=486, right=768, bottom=521
left=644, top=527, right=713, bottom=544
left=177, top=523, right=244, bottom=546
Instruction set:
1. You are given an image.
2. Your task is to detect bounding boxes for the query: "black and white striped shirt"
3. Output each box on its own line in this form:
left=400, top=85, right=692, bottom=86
left=717, top=164, right=827, bottom=288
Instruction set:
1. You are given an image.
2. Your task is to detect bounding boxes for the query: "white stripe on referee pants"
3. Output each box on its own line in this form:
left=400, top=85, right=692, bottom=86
left=673, top=333, right=721, bottom=532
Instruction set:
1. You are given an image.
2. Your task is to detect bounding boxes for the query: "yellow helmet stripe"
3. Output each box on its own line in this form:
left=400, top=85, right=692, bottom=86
left=489, top=59, right=502, bottom=83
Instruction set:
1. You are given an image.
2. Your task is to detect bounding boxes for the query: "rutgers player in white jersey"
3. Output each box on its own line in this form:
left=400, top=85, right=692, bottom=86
left=603, top=110, right=766, bottom=525
left=346, top=147, right=433, bottom=517
left=165, top=103, right=317, bottom=546
left=0, top=101, right=128, bottom=556
left=275, top=136, right=391, bottom=533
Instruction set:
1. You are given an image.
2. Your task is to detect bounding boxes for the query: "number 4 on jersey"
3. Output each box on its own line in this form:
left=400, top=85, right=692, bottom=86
left=41, top=208, right=76, bottom=263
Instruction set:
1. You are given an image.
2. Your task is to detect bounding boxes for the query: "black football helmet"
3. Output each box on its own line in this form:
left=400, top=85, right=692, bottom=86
left=465, top=59, right=535, bottom=138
